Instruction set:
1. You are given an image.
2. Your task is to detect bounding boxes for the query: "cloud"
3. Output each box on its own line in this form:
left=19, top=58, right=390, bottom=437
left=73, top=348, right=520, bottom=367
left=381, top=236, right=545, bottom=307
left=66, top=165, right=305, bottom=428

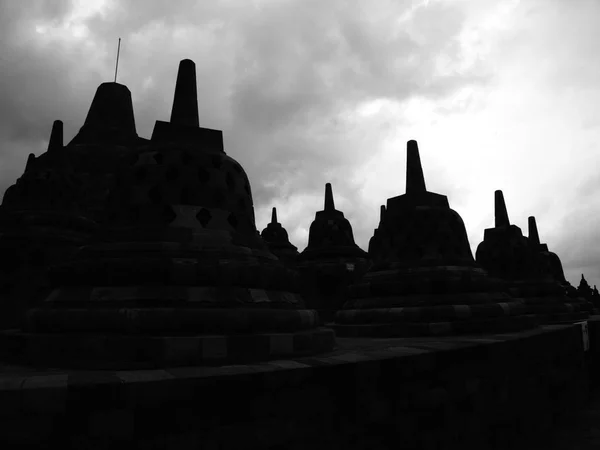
left=1, top=0, right=487, bottom=218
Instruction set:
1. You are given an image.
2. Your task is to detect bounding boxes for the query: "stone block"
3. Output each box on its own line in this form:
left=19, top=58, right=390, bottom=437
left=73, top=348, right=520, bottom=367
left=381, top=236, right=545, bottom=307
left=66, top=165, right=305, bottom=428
left=87, top=408, right=134, bottom=439
left=22, top=374, right=68, bottom=414
left=66, top=372, right=127, bottom=412
left=0, top=376, right=25, bottom=416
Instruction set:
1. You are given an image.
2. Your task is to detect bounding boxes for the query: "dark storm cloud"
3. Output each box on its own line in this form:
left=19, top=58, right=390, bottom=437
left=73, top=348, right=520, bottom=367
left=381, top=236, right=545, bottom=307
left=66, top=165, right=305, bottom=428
left=0, top=0, right=492, bottom=246
left=0, top=0, right=95, bottom=195
left=0, top=0, right=76, bottom=133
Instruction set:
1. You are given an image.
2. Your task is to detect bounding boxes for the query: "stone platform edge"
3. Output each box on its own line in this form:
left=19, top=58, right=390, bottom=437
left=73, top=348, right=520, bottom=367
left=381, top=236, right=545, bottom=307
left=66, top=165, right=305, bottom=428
left=0, top=322, right=586, bottom=416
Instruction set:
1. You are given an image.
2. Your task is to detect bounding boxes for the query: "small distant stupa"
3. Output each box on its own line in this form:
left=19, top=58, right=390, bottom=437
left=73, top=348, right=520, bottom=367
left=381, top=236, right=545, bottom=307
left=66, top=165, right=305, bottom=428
left=260, top=207, right=299, bottom=266
left=296, top=183, right=370, bottom=322
left=578, top=274, right=593, bottom=299
left=592, top=284, right=600, bottom=309
left=527, top=216, right=567, bottom=284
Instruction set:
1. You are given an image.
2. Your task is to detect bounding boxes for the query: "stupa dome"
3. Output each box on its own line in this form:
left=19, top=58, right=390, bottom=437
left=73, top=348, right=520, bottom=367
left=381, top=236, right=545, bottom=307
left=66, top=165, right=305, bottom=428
left=368, top=141, right=474, bottom=270
left=298, top=183, right=368, bottom=262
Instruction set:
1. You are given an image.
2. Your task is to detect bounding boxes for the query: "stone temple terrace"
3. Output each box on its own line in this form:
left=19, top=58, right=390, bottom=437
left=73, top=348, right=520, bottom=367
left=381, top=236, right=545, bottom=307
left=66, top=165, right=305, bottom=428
left=0, top=58, right=599, bottom=449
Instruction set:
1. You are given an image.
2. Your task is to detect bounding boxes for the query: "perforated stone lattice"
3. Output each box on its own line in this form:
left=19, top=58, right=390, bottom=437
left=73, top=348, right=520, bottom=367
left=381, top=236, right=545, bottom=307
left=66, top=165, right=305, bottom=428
left=3, top=169, right=83, bottom=211
left=105, top=146, right=256, bottom=232
left=477, top=234, right=545, bottom=281
left=308, top=218, right=356, bottom=248
left=371, top=207, right=473, bottom=264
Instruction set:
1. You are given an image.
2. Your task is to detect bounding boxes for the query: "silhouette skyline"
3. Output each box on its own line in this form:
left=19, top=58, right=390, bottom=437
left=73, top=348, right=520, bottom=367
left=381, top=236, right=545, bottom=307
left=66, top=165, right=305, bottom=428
left=0, top=1, right=599, bottom=289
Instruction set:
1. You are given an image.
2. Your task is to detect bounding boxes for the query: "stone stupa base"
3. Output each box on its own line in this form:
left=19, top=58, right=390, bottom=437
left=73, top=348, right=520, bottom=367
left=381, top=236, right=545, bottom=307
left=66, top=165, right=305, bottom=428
left=540, top=312, right=590, bottom=324
left=508, top=280, right=594, bottom=324
left=332, top=300, right=539, bottom=337
left=331, top=314, right=539, bottom=338
left=0, top=326, right=335, bottom=370
left=1, top=297, right=337, bottom=369
left=517, top=299, right=590, bottom=324
left=3, top=237, right=341, bottom=369
left=333, top=266, right=542, bottom=337
left=297, top=257, right=372, bottom=326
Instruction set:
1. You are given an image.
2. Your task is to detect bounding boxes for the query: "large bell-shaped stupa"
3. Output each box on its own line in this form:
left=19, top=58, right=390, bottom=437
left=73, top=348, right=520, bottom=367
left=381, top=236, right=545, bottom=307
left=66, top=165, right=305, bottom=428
left=0, top=59, right=334, bottom=369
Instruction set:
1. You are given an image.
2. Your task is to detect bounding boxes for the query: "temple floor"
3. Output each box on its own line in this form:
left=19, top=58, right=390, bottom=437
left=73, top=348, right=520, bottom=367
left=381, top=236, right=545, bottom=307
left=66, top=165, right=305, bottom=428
left=517, top=388, right=600, bottom=450
left=0, top=322, right=596, bottom=449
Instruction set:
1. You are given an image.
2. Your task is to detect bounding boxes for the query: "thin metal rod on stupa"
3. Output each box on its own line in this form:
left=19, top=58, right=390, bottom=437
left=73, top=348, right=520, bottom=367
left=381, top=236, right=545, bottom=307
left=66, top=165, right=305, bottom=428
left=170, top=59, right=200, bottom=128
left=406, top=140, right=427, bottom=194
left=114, top=38, right=121, bottom=83
left=271, top=207, right=278, bottom=224
left=528, top=216, right=541, bottom=245
left=494, top=190, right=510, bottom=228
left=324, top=183, right=335, bottom=211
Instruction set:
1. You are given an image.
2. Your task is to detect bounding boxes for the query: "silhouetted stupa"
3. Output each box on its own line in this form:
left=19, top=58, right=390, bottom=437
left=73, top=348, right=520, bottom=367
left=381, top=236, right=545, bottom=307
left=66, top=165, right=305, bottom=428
left=69, top=82, right=140, bottom=146
left=260, top=207, right=299, bottom=266
left=367, top=205, right=386, bottom=254
left=592, top=285, right=600, bottom=309
left=0, top=77, right=157, bottom=330
left=569, top=274, right=597, bottom=312
left=578, top=274, right=593, bottom=300
left=526, top=216, right=594, bottom=315
left=296, top=183, right=370, bottom=322
left=0, top=59, right=334, bottom=369
left=475, top=192, right=591, bottom=323
left=0, top=119, right=98, bottom=329
left=528, top=216, right=568, bottom=284
left=333, top=140, right=536, bottom=337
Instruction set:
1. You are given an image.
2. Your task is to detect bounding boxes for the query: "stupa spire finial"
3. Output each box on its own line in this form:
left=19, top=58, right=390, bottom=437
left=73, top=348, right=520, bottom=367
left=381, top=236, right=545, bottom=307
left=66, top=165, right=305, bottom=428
left=25, top=153, right=35, bottom=172
left=528, top=216, right=541, bottom=245
left=271, top=207, right=278, bottom=224
left=494, top=190, right=510, bottom=228
left=170, top=59, right=199, bottom=128
left=48, top=120, right=63, bottom=151
left=324, top=183, right=335, bottom=211
left=406, top=140, right=427, bottom=194
left=380, top=205, right=386, bottom=222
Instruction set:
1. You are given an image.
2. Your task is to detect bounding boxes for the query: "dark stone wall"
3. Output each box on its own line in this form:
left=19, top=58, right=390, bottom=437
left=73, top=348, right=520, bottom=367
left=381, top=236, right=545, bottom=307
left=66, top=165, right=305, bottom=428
left=0, top=324, right=590, bottom=449
left=586, top=317, right=600, bottom=389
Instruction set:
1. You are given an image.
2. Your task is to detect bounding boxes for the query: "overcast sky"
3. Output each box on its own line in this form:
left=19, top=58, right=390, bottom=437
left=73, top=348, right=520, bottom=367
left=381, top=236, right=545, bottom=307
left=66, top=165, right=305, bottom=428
left=1, top=0, right=599, bottom=288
